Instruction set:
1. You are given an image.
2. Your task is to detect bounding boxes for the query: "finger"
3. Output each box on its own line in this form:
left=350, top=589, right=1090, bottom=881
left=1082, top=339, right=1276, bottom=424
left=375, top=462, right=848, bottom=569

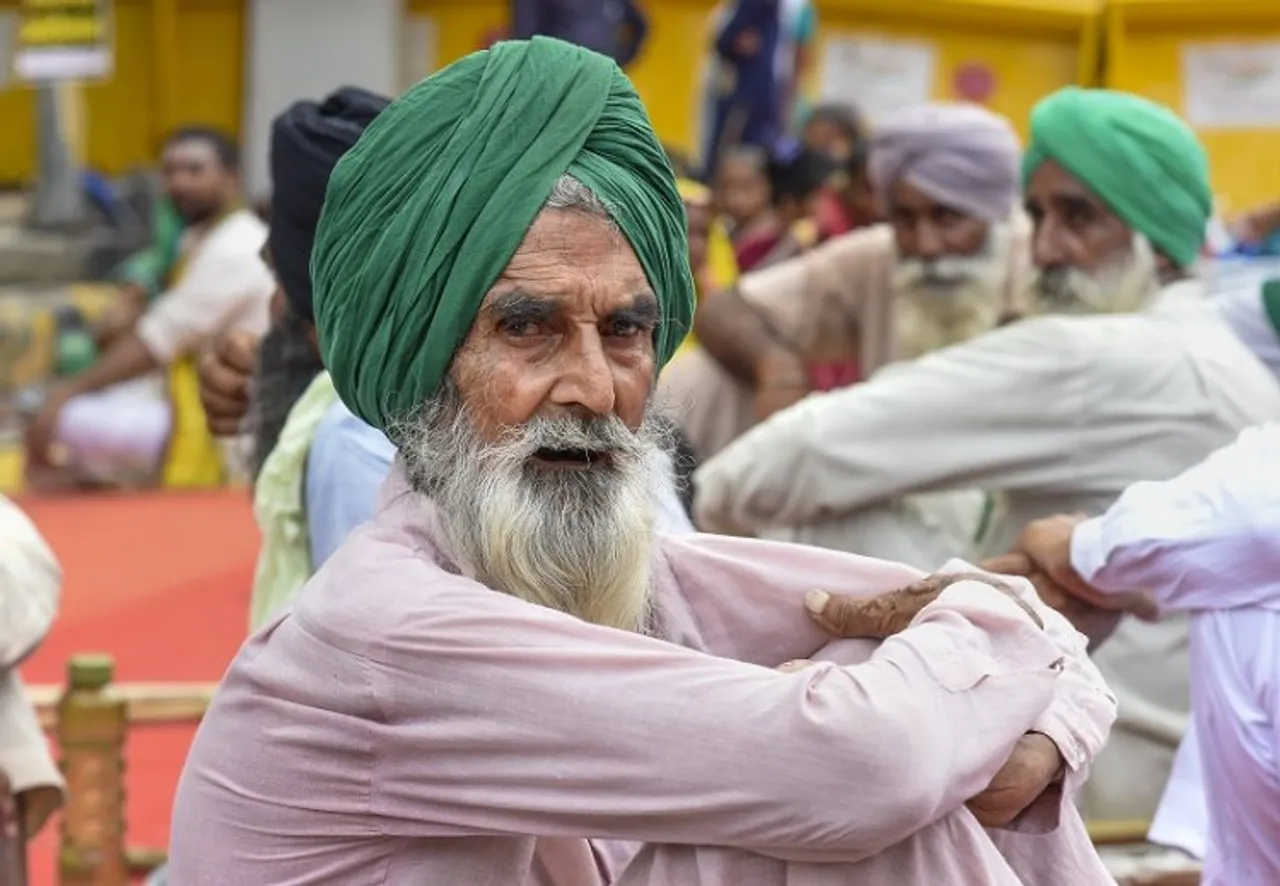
left=979, top=553, right=1033, bottom=576
left=775, top=659, right=815, bottom=674
left=206, top=416, right=246, bottom=437
left=200, top=355, right=252, bottom=400
left=200, top=387, right=250, bottom=421
left=805, top=589, right=886, bottom=638
left=216, top=332, right=261, bottom=374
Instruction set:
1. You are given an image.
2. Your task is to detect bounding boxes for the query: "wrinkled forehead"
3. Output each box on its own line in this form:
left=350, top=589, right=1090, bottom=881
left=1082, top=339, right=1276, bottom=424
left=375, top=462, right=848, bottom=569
left=478, top=209, right=657, bottom=320
left=1025, top=159, right=1112, bottom=217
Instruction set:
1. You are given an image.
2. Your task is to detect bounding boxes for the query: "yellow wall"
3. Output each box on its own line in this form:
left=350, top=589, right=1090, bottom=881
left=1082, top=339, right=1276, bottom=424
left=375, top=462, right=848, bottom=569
left=1104, top=0, right=1280, bottom=213
left=407, top=0, right=1098, bottom=156
left=816, top=0, right=1101, bottom=143
left=0, top=0, right=243, bottom=184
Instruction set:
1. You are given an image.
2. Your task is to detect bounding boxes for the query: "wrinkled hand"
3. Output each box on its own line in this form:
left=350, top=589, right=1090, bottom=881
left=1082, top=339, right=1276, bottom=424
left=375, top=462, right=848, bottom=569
left=980, top=551, right=1130, bottom=650
left=805, top=572, right=1043, bottom=640
left=965, top=732, right=1063, bottom=828
left=198, top=330, right=260, bottom=437
left=1013, top=515, right=1158, bottom=615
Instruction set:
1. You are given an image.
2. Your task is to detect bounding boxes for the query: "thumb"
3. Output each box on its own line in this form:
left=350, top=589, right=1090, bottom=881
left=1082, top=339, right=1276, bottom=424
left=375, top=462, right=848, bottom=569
left=805, top=589, right=883, bottom=638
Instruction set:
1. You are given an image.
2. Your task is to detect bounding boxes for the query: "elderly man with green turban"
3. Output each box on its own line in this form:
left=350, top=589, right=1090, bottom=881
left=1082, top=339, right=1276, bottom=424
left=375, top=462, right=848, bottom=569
left=169, top=39, right=1116, bottom=885
left=697, top=86, right=1280, bottom=877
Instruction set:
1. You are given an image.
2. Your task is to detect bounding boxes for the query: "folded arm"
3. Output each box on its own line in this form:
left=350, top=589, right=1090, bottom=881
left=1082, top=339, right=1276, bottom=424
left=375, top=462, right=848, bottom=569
left=694, top=319, right=1089, bottom=534
left=1071, top=423, right=1280, bottom=612
left=366, top=569, right=1061, bottom=862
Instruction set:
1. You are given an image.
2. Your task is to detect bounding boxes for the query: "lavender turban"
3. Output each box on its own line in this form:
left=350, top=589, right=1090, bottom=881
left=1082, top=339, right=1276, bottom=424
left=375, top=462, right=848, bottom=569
left=868, top=103, right=1021, bottom=222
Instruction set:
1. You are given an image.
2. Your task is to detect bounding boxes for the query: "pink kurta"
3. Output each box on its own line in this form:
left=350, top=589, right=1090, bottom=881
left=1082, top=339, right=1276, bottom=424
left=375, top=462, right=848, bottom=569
left=169, top=467, right=1115, bottom=884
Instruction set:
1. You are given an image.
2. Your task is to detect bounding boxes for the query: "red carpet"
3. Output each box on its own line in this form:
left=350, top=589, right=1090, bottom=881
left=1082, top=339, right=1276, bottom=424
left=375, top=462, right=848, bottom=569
left=14, top=489, right=258, bottom=885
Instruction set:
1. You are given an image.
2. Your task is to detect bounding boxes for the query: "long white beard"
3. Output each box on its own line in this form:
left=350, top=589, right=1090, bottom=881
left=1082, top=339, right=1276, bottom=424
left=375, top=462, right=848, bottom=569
left=394, top=383, right=667, bottom=634
left=891, top=226, right=1013, bottom=360
left=1027, top=232, right=1161, bottom=317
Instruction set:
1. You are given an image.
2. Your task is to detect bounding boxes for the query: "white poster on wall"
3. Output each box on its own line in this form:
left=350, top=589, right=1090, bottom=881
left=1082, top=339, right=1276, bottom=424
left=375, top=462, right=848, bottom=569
left=819, top=36, right=935, bottom=124
left=1182, top=42, right=1280, bottom=129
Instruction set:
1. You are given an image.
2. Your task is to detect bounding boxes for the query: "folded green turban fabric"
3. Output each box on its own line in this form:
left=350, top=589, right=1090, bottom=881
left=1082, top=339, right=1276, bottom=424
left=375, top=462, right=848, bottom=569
left=310, top=37, right=694, bottom=431
left=1021, top=87, right=1212, bottom=268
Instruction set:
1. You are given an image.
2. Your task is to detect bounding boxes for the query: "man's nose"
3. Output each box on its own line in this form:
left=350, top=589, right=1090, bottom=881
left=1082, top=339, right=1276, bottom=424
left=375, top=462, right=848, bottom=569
left=914, top=223, right=946, bottom=260
left=1032, top=220, right=1070, bottom=269
left=549, top=330, right=616, bottom=416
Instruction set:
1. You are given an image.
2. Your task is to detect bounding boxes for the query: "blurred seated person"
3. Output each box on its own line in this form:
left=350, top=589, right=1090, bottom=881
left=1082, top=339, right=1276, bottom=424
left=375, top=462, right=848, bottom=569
left=24, top=128, right=274, bottom=490
left=95, top=195, right=186, bottom=350
left=715, top=140, right=834, bottom=272
left=663, top=102, right=1028, bottom=461
left=0, top=496, right=64, bottom=852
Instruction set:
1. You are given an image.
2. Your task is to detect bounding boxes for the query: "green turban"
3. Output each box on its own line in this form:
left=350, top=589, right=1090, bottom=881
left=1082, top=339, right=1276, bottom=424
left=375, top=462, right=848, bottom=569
left=1021, top=87, right=1212, bottom=268
left=310, top=37, right=694, bottom=431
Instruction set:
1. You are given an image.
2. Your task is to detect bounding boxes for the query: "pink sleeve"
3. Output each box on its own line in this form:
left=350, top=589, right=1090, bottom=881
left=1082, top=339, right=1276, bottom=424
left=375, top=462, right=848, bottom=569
left=364, top=569, right=1064, bottom=863
left=657, top=532, right=928, bottom=667
left=935, top=559, right=1117, bottom=833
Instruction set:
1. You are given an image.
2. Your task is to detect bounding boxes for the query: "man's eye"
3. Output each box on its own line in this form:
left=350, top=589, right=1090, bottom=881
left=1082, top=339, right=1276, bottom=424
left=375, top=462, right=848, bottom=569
left=499, top=319, right=539, bottom=336
left=606, top=320, right=645, bottom=338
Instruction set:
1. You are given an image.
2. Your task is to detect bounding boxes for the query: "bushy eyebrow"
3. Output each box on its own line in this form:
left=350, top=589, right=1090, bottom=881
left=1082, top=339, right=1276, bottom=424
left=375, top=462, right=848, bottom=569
left=486, top=291, right=661, bottom=328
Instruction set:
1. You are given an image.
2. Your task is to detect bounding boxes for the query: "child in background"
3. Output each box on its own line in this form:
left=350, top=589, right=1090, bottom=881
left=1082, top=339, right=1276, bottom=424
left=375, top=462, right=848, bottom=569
left=716, top=139, right=834, bottom=272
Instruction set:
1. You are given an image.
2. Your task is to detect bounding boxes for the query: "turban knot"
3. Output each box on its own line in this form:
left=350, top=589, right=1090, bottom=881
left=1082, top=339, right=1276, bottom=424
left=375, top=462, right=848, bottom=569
left=868, top=103, right=1021, bottom=222
left=268, top=87, right=389, bottom=321
left=310, top=37, right=694, bottom=432
left=1022, top=87, right=1212, bottom=268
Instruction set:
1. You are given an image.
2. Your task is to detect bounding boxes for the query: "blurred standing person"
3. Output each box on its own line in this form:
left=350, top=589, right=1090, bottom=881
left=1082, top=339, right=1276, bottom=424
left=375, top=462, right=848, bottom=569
left=24, top=128, right=274, bottom=490
left=700, top=0, right=785, bottom=181
left=777, top=0, right=816, bottom=132
left=510, top=0, right=649, bottom=68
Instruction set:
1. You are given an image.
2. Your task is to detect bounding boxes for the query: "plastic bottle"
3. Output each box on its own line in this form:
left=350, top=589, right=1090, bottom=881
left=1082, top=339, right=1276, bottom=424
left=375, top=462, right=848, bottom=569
left=56, top=655, right=128, bottom=886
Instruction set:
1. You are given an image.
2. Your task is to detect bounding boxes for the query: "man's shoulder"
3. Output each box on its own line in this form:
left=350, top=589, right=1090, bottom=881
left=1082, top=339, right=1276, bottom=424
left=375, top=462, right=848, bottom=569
left=291, top=522, right=475, bottom=653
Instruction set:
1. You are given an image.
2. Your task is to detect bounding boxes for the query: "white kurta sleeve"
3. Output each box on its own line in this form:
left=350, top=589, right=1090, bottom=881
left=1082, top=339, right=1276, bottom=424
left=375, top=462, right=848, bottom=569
left=0, top=496, right=61, bottom=668
left=694, top=317, right=1090, bottom=534
left=1070, top=423, right=1280, bottom=612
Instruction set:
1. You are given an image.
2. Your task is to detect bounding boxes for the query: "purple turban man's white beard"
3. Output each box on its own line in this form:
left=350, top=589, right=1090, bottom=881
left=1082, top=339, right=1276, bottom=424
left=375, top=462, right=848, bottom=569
left=891, top=225, right=1013, bottom=360
left=1027, top=232, right=1161, bottom=318
left=394, top=381, right=668, bottom=635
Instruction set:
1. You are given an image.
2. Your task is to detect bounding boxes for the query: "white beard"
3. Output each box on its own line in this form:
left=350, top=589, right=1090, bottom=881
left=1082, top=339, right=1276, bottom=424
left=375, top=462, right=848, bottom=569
left=1026, top=232, right=1161, bottom=317
left=394, top=382, right=667, bottom=634
left=891, top=225, right=1013, bottom=360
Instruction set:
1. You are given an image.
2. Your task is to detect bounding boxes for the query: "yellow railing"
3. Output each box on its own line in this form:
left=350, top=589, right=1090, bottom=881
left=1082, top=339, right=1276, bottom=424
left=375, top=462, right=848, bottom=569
left=27, top=655, right=216, bottom=885
left=25, top=654, right=1151, bottom=884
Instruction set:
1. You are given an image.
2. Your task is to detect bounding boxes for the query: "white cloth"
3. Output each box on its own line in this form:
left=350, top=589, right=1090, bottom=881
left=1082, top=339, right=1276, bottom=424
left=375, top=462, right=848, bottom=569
left=136, top=208, right=274, bottom=365
left=1215, top=275, right=1280, bottom=381
left=1070, top=423, right=1280, bottom=886
left=0, top=495, right=64, bottom=835
left=56, top=378, right=172, bottom=485
left=693, top=279, right=1280, bottom=821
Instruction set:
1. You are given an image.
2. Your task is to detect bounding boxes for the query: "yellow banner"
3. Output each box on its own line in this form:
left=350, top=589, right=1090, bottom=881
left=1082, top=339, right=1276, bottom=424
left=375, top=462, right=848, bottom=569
left=15, top=0, right=112, bottom=81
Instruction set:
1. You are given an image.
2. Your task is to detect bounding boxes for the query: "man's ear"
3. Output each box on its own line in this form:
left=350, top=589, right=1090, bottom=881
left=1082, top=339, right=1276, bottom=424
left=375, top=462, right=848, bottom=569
left=306, top=321, right=319, bottom=353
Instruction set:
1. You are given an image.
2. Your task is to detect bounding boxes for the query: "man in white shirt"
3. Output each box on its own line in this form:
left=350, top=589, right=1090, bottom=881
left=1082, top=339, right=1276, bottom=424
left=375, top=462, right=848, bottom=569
left=1012, top=420, right=1280, bottom=886
left=694, top=87, right=1280, bottom=834
left=24, top=128, right=275, bottom=487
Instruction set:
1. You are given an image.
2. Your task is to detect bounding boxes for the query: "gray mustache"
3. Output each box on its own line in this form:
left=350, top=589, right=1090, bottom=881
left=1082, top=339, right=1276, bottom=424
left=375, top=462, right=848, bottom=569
left=507, top=415, right=646, bottom=459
